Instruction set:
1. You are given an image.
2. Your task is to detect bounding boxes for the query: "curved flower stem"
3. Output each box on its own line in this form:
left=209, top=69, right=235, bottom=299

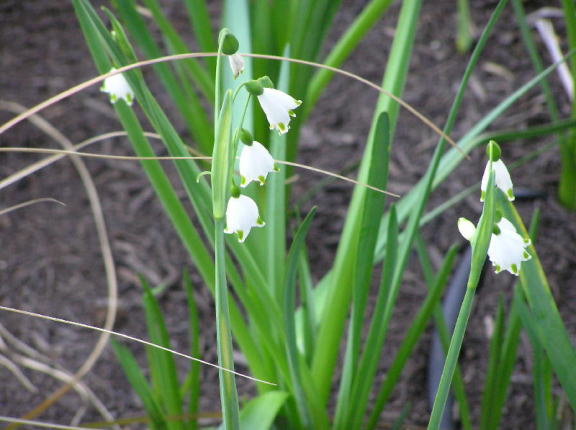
left=214, top=218, right=240, bottom=430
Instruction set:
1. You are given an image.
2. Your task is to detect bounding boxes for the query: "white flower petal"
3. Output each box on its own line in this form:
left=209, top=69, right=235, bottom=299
left=101, top=68, right=134, bottom=106
left=481, top=159, right=514, bottom=201
left=228, top=54, right=244, bottom=79
left=239, top=141, right=276, bottom=187
left=487, top=218, right=531, bottom=275
left=257, top=88, right=302, bottom=135
left=224, top=195, right=265, bottom=242
left=457, top=217, right=476, bottom=241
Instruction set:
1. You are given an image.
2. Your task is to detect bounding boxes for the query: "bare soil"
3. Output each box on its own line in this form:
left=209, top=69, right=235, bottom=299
left=1, top=0, right=575, bottom=429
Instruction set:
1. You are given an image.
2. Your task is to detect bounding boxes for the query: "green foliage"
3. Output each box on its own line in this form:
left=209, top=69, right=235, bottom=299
left=67, top=0, right=576, bottom=429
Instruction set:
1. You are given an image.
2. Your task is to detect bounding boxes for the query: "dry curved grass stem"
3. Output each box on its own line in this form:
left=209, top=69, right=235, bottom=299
left=0, top=146, right=399, bottom=197
left=1, top=101, right=119, bottom=430
left=0, top=52, right=462, bottom=157
left=0, top=304, right=275, bottom=386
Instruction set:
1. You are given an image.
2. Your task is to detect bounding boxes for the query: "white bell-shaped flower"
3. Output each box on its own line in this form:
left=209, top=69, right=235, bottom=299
left=239, top=141, right=277, bottom=187
left=257, top=88, right=302, bottom=135
left=228, top=53, right=244, bottom=79
left=487, top=217, right=531, bottom=275
left=457, top=216, right=531, bottom=276
left=101, top=68, right=134, bottom=106
left=481, top=159, right=514, bottom=201
left=224, top=195, right=265, bottom=242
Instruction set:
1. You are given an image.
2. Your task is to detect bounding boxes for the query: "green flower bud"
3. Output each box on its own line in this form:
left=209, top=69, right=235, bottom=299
left=245, top=80, right=264, bottom=96
left=486, top=140, right=501, bottom=162
left=239, top=128, right=253, bottom=145
left=219, top=28, right=239, bottom=55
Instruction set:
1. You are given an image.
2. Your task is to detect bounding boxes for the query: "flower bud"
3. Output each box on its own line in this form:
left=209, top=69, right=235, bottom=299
left=219, top=29, right=239, bottom=55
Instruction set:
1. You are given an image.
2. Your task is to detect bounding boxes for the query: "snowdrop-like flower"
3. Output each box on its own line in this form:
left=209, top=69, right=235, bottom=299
left=228, top=53, right=244, bottom=79
left=239, top=141, right=278, bottom=187
left=457, top=216, right=531, bottom=275
left=224, top=195, right=265, bottom=242
left=481, top=159, right=514, bottom=202
left=257, top=88, right=302, bottom=135
left=100, top=68, right=134, bottom=106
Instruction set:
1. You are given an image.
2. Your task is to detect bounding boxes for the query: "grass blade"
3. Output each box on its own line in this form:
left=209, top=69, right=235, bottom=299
left=111, top=339, right=167, bottom=430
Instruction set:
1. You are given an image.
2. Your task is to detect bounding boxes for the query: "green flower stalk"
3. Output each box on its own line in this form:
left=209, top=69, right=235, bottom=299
left=211, top=29, right=241, bottom=430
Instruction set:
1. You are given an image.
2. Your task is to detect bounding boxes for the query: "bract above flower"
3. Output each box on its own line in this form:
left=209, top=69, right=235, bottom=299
left=101, top=68, right=134, bottom=106
left=228, top=53, right=244, bottom=79
left=457, top=216, right=531, bottom=276
left=481, top=159, right=514, bottom=202
left=224, top=195, right=265, bottom=242
left=239, top=141, right=278, bottom=187
left=257, top=88, right=302, bottom=135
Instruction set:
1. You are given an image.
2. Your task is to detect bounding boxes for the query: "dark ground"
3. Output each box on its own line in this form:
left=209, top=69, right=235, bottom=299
left=1, top=0, right=576, bottom=429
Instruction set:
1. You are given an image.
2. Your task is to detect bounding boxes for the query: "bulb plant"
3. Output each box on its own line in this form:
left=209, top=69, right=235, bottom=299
left=2, top=0, right=576, bottom=429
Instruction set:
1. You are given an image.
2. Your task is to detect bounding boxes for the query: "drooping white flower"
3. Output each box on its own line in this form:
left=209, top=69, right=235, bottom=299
left=257, top=88, right=302, bottom=135
left=100, top=68, right=134, bottom=106
left=457, top=216, right=531, bottom=276
left=228, top=53, right=244, bottom=79
left=224, top=195, right=265, bottom=242
left=481, top=159, right=514, bottom=202
left=488, top=217, right=531, bottom=275
left=239, top=141, right=278, bottom=187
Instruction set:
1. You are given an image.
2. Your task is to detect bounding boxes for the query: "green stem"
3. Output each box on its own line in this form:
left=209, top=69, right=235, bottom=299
left=214, top=218, right=240, bottom=430
left=427, top=286, right=476, bottom=430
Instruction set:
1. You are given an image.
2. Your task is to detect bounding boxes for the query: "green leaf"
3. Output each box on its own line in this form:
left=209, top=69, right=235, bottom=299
left=500, top=196, right=576, bottom=411
left=142, top=280, right=185, bottom=430
left=111, top=339, right=167, bottom=430
left=182, top=271, right=201, bottom=430
left=283, top=207, right=317, bottom=428
left=217, top=392, right=289, bottom=430
left=311, top=0, right=423, bottom=394
left=334, top=112, right=390, bottom=428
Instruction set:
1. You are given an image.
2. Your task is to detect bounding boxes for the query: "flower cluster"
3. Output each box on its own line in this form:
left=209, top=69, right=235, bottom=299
left=223, top=52, right=301, bottom=243
left=458, top=142, right=531, bottom=275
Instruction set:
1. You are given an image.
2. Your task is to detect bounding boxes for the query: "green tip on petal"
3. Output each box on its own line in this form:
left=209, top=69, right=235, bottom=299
left=231, top=184, right=241, bottom=197
left=278, top=123, right=287, bottom=133
left=257, top=216, right=265, bottom=226
left=486, top=140, right=501, bottom=161
left=511, top=263, right=518, bottom=275
left=258, top=176, right=266, bottom=185
left=239, top=128, right=253, bottom=145
left=236, top=230, right=244, bottom=242
left=288, top=110, right=296, bottom=118
left=273, top=163, right=280, bottom=172
left=507, top=189, right=515, bottom=200
left=523, top=251, right=530, bottom=259
left=480, top=190, right=486, bottom=202
left=495, top=265, right=501, bottom=273
left=240, top=176, right=246, bottom=185
left=493, top=225, right=501, bottom=235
